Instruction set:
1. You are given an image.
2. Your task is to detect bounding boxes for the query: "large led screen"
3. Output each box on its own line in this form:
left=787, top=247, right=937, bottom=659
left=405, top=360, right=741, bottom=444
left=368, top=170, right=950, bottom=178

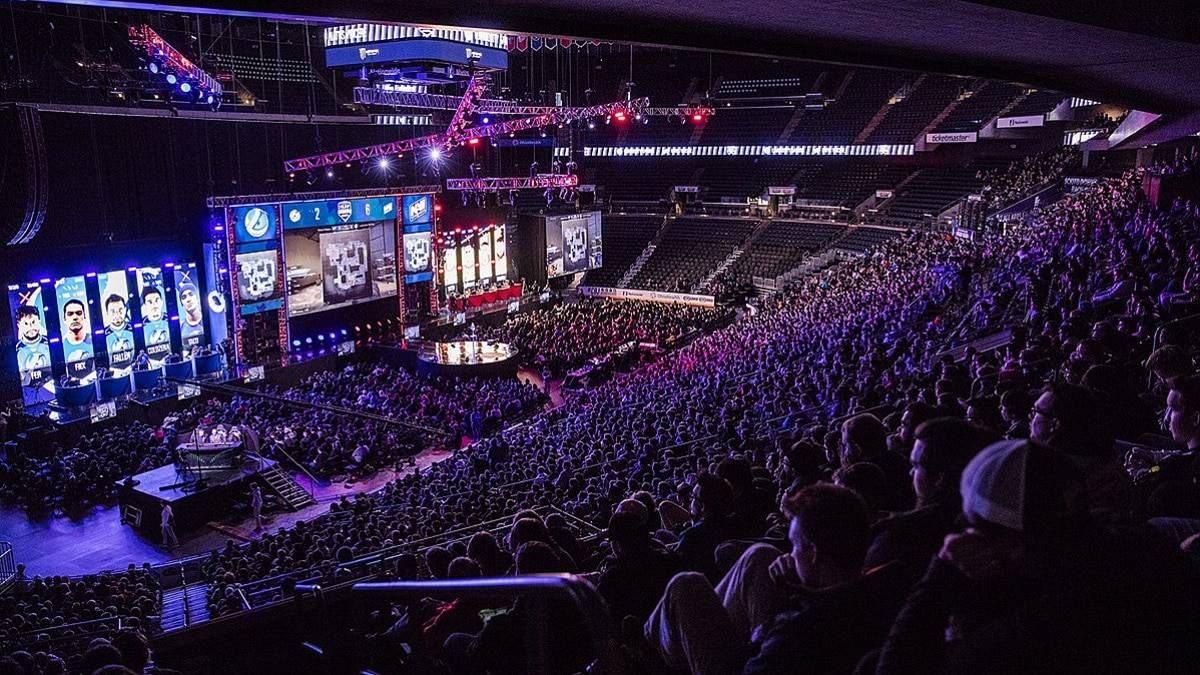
left=477, top=231, right=493, bottom=285
left=545, top=211, right=602, bottom=278
left=403, top=231, right=432, bottom=275
left=283, top=221, right=396, bottom=317
left=442, top=244, right=459, bottom=290
left=55, top=275, right=96, bottom=381
left=494, top=224, right=508, bottom=280
left=8, top=283, right=52, bottom=390
left=174, top=265, right=206, bottom=349
left=235, top=250, right=280, bottom=304
left=136, top=266, right=171, bottom=365
left=99, top=270, right=135, bottom=372
left=460, top=239, right=476, bottom=288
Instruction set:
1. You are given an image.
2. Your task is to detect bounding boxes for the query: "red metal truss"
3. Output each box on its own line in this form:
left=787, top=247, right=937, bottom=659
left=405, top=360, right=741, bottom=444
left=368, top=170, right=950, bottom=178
left=283, top=99, right=650, bottom=172
left=445, top=174, right=579, bottom=191
left=128, top=24, right=223, bottom=95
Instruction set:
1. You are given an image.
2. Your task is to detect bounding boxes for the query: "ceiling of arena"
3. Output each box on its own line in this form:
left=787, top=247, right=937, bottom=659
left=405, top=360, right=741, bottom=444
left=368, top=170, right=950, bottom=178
left=42, top=0, right=1200, bottom=115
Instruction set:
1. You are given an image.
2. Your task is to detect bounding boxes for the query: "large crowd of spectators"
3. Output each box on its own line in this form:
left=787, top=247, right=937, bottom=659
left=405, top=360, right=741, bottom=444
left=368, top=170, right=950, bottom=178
left=468, top=299, right=720, bottom=375
left=0, top=364, right=545, bottom=516
left=9, top=157, right=1200, bottom=672
left=977, top=146, right=1080, bottom=209
left=0, top=424, right=171, bottom=515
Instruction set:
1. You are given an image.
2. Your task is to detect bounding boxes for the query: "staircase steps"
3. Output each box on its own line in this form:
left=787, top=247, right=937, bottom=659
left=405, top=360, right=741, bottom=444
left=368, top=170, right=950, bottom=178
left=160, top=581, right=210, bottom=632
left=261, top=464, right=316, bottom=511
left=777, top=106, right=807, bottom=144
left=854, top=101, right=895, bottom=144
left=696, top=247, right=745, bottom=292
left=915, top=80, right=979, bottom=144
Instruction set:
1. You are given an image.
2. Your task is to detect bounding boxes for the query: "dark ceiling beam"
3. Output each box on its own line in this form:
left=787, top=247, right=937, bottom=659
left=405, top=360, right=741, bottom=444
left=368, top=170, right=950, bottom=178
left=36, top=0, right=1200, bottom=115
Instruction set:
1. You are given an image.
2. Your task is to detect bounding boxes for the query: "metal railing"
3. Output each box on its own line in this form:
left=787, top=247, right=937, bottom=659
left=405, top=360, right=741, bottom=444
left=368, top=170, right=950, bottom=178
left=353, top=574, right=622, bottom=675
left=0, top=542, right=16, bottom=592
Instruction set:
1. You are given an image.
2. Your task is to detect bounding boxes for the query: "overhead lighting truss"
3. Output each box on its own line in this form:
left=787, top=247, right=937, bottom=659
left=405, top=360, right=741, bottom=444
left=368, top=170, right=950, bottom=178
left=445, top=174, right=579, bottom=191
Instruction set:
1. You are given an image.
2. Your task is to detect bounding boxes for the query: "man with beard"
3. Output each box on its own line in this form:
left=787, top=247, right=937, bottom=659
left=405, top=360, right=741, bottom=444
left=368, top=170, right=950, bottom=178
left=14, top=305, right=51, bottom=386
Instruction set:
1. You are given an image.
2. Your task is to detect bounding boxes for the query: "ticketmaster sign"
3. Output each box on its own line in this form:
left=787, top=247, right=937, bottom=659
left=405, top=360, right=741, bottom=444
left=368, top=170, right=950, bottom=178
left=926, top=132, right=978, bottom=144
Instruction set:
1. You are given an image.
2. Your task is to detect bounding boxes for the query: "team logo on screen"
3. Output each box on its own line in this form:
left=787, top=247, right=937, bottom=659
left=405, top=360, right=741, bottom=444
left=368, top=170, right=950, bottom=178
left=240, top=257, right=277, bottom=299
left=327, top=240, right=369, bottom=291
left=288, top=208, right=302, bottom=223
left=207, top=291, right=226, bottom=314
left=337, top=200, right=353, bottom=223
left=244, top=208, right=271, bottom=238
left=383, top=200, right=394, bottom=215
left=406, top=197, right=428, bottom=223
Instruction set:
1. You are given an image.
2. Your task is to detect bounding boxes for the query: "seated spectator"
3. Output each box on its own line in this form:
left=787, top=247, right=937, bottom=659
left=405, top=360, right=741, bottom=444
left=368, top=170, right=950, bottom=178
left=841, top=414, right=913, bottom=511
left=867, top=418, right=996, bottom=584
left=644, top=484, right=906, bottom=675
left=673, top=472, right=736, bottom=581
left=595, top=511, right=683, bottom=622
left=874, top=439, right=1200, bottom=674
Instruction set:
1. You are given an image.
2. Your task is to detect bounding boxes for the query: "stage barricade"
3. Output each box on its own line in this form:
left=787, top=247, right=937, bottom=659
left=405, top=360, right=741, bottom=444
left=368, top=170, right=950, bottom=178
left=164, top=359, right=195, bottom=380
left=56, top=381, right=96, bottom=408
left=133, top=365, right=163, bottom=390
left=99, top=372, right=133, bottom=399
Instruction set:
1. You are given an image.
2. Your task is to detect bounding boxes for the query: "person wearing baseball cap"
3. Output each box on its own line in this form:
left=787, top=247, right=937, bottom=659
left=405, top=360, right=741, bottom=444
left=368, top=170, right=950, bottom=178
left=874, top=440, right=1199, bottom=674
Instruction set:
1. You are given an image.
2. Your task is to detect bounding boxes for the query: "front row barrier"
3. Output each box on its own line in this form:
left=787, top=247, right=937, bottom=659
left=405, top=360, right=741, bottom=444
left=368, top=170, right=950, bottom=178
left=353, top=575, right=622, bottom=675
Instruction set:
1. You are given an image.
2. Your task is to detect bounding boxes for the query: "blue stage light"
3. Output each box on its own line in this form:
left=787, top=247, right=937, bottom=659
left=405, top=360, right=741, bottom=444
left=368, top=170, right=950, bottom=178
left=180, top=82, right=191, bottom=93
left=148, top=62, right=159, bottom=74
left=292, top=340, right=301, bottom=347
left=166, top=74, right=177, bottom=85
left=482, top=116, right=490, bottom=124
left=305, top=337, right=313, bottom=344
left=206, top=94, right=214, bottom=104
left=318, top=334, right=325, bottom=341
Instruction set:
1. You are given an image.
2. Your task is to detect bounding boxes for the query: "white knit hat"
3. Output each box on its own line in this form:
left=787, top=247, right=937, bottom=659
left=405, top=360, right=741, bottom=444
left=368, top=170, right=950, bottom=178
left=960, top=439, right=1030, bottom=531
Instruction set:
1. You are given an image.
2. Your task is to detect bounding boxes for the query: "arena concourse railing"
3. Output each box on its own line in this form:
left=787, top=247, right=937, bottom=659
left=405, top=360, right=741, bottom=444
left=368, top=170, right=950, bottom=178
left=0, top=542, right=16, bottom=591
left=353, top=574, right=623, bottom=675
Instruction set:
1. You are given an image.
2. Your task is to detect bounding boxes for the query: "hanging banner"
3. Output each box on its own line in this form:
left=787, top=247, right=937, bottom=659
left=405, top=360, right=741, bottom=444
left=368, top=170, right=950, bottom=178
left=767, top=186, right=796, bottom=196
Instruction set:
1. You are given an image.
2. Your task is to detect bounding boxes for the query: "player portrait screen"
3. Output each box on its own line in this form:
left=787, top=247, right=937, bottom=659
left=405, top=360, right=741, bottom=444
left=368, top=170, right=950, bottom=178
left=283, top=221, right=396, bottom=317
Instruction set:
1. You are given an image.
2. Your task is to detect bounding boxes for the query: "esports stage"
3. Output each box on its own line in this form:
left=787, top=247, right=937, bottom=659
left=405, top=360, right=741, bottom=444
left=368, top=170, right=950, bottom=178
left=415, top=339, right=518, bottom=378
left=118, top=425, right=272, bottom=534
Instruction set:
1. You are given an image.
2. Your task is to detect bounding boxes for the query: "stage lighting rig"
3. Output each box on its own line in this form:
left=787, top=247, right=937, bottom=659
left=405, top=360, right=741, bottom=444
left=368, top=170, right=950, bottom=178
left=128, top=25, right=222, bottom=109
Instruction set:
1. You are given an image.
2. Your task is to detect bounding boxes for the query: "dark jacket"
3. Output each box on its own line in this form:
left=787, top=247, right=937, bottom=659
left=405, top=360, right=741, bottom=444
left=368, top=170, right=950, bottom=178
left=596, top=544, right=683, bottom=621
left=865, top=501, right=961, bottom=587
left=743, top=562, right=906, bottom=675
left=675, top=516, right=735, bottom=582
left=875, top=526, right=1200, bottom=675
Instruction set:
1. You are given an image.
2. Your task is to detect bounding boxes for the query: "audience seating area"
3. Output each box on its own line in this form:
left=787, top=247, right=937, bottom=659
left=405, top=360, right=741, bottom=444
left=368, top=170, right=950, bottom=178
left=834, top=225, right=905, bottom=252
left=788, top=69, right=902, bottom=145
left=581, top=214, right=665, bottom=286
left=866, top=75, right=965, bottom=144
left=626, top=216, right=757, bottom=291
left=931, top=82, right=1024, bottom=133
left=875, top=165, right=984, bottom=224
left=716, top=220, right=846, bottom=286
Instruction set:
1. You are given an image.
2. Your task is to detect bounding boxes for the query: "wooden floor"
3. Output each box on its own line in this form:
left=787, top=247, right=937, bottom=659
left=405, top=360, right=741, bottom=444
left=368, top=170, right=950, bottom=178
left=1, top=366, right=555, bottom=576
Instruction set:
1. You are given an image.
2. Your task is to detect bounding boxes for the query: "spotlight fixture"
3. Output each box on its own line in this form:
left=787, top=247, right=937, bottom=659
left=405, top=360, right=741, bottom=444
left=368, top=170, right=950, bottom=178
left=325, top=168, right=335, bottom=178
